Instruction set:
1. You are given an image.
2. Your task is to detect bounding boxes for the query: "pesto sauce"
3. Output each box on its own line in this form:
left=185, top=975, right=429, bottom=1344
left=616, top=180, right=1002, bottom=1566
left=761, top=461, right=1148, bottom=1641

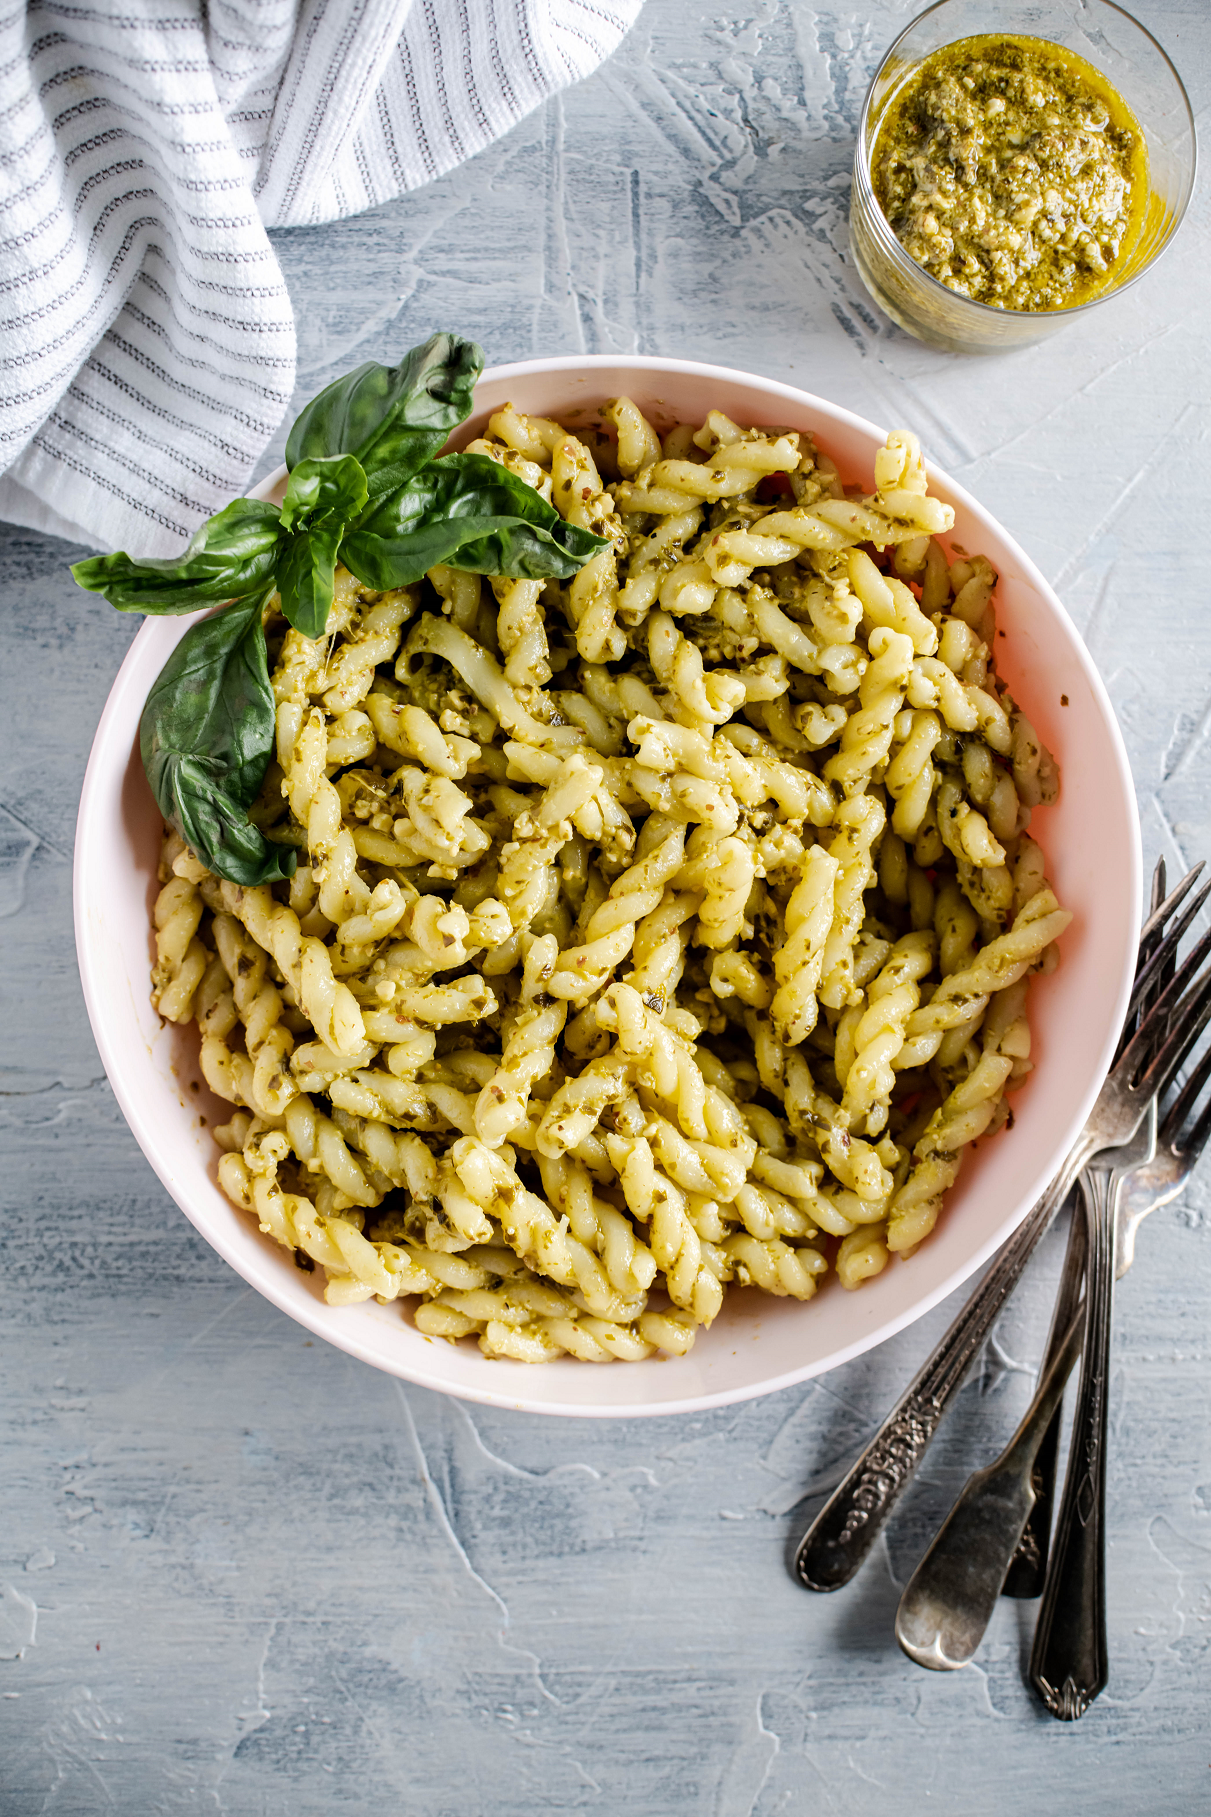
left=872, top=34, right=1148, bottom=311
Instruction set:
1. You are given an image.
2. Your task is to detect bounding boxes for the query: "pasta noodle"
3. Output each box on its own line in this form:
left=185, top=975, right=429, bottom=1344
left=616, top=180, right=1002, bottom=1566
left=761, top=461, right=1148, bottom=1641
left=155, top=399, right=1069, bottom=1363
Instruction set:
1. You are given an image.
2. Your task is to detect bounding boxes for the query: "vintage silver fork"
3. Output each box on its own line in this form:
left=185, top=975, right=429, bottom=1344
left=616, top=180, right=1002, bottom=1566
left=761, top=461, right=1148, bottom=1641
left=891, top=858, right=1207, bottom=1675
left=1030, top=1031, right=1211, bottom=1718
left=1001, top=856, right=1180, bottom=1599
left=794, top=866, right=1211, bottom=1594
left=892, top=1109, right=1154, bottom=1673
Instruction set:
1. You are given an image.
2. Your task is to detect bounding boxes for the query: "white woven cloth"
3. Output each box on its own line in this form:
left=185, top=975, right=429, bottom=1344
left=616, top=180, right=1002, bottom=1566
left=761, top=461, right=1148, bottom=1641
left=0, top=0, right=639, bottom=555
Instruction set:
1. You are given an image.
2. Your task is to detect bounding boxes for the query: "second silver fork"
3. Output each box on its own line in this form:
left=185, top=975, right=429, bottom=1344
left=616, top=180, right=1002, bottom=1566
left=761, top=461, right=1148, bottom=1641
left=892, top=1104, right=1155, bottom=1674
left=794, top=863, right=1211, bottom=1595
left=894, top=916, right=1211, bottom=1690
left=1030, top=1032, right=1211, bottom=1716
left=1003, top=854, right=1177, bottom=1598
left=891, top=858, right=1175, bottom=1669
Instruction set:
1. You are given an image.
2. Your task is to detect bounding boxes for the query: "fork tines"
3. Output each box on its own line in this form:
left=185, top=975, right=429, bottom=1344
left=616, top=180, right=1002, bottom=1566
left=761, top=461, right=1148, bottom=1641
left=1161, top=1026, right=1211, bottom=1159
left=1136, top=860, right=1205, bottom=959
left=1126, top=944, right=1211, bottom=1100
left=1128, top=873, right=1211, bottom=1017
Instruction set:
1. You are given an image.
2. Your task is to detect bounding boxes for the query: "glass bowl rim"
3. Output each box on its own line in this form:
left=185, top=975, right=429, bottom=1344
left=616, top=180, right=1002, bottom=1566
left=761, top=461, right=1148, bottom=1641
left=853, top=0, right=1198, bottom=327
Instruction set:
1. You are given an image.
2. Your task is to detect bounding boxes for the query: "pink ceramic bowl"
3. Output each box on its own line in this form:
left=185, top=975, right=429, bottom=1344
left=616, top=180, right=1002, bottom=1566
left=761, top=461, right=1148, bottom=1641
left=74, top=355, right=1141, bottom=1416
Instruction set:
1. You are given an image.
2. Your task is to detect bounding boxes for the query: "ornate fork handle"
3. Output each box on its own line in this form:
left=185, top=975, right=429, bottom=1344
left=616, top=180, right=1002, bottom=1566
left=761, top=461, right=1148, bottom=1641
left=795, top=1138, right=1094, bottom=1592
left=1002, top=1195, right=1088, bottom=1597
left=1029, top=1165, right=1117, bottom=1718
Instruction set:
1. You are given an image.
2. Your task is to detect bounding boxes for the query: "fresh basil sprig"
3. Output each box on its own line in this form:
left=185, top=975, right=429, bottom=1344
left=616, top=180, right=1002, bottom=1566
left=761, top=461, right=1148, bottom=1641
left=140, top=592, right=295, bottom=886
left=72, top=331, right=609, bottom=885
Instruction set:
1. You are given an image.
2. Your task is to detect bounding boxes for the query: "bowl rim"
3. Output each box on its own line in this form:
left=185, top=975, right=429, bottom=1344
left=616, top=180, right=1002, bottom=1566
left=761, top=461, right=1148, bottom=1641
left=73, top=351, right=1142, bottom=1417
left=853, top=0, right=1199, bottom=326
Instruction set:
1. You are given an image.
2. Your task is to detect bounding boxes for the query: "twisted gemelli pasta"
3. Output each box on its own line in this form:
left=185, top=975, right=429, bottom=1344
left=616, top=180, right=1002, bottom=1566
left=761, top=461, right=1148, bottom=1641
left=156, top=401, right=1067, bottom=1361
left=771, top=846, right=840, bottom=1046
left=150, top=876, right=206, bottom=1023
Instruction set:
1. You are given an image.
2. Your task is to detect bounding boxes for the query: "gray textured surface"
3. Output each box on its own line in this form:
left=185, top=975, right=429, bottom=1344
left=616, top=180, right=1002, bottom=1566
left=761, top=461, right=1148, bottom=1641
left=3, top=2, right=1211, bottom=1809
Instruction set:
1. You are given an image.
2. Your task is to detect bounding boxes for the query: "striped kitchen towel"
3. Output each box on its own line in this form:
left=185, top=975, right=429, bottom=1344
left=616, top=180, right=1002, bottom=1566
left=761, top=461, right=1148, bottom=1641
left=0, top=0, right=640, bottom=556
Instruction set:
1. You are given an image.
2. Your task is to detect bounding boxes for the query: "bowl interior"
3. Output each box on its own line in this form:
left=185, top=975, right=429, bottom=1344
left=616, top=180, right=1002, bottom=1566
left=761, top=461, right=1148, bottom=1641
left=73, top=357, right=1141, bottom=1417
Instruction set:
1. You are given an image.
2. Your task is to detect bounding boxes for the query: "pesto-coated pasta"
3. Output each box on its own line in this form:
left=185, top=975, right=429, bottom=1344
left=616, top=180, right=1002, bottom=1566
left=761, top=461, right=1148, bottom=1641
left=156, top=401, right=1069, bottom=1363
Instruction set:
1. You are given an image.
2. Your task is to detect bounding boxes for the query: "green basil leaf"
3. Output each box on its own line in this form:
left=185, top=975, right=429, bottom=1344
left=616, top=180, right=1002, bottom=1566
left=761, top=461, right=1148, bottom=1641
left=276, top=521, right=345, bottom=641
left=340, top=452, right=608, bottom=590
left=285, top=333, right=482, bottom=500
left=279, top=452, right=369, bottom=532
left=140, top=595, right=295, bottom=886
left=71, top=499, right=282, bottom=614
left=277, top=454, right=369, bottom=639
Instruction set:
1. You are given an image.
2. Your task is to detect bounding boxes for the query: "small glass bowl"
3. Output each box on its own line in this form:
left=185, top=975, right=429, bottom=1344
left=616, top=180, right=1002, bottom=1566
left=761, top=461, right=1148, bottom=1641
left=849, top=0, right=1196, bottom=355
